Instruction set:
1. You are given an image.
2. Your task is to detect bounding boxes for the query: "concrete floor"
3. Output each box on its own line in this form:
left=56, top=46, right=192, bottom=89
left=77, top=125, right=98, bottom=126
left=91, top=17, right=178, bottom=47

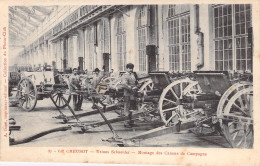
left=9, top=93, right=230, bottom=148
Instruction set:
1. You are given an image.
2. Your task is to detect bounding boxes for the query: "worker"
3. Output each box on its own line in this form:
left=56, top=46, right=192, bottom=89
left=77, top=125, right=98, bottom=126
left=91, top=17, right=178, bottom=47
left=91, top=68, right=103, bottom=89
left=120, top=63, right=138, bottom=128
left=110, top=69, right=116, bottom=77
left=91, top=68, right=104, bottom=109
left=69, top=68, right=83, bottom=111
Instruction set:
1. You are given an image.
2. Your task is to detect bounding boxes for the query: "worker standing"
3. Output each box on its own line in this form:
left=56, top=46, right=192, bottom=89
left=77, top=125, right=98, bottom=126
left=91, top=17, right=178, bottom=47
left=69, top=68, right=82, bottom=111
left=120, top=63, right=138, bottom=128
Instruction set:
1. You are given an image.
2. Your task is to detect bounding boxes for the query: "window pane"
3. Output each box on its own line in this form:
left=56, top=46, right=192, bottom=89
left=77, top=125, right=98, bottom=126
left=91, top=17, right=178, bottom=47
left=235, top=5, right=239, bottom=12
left=219, top=7, right=223, bottom=16
left=224, top=61, right=228, bottom=70
left=247, top=60, right=252, bottom=71
left=241, top=60, right=246, bottom=70
left=246, top=4, right=251, bottom=10
left=224, top=16, right=227, bottom=25
left=236, top=49, right=240, bottom=59
left=236, top=60, right=240, bottom=70
left=223, top=5, right=228, bottom=15
left=215, top=28, right=218, bottom=38
left=228, top=5, right=232, bottom=14
left=219, top=61, right=223, bottom=70
left=215, top=61, right=219, bottom=70
left=241, top=37, right=245, bottom=47
left=224, top=27, right=228, bottom=36
left=235, top=13, right=239, bottom=24
left=228, top=25, right=232, bottom=36
left=240, top=11, right=245, bottom=23
left=228, top=15, right=232, bottom=25
left=240, top=4, right=244, bottom=11
left=219, top=28, right=223, bottom=37
left=229, top=60, right=233, bottom=70
left=214, top=4, right=252, bottom=72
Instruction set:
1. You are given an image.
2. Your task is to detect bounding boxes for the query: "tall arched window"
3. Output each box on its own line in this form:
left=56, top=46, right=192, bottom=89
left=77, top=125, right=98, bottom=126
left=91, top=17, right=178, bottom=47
left=99, top=19, right=110, bottom=55
left=115, top=15, right=126, bottom=71
left=167, top=5, right=190, bottom=72
left=85, top=26, right=95, bottom=71
left=136, top=6, right=148, bottom=71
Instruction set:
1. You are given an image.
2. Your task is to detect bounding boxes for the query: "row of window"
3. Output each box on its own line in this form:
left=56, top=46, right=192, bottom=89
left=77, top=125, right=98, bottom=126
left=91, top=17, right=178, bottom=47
left=52, top=5, right=252, bottom=72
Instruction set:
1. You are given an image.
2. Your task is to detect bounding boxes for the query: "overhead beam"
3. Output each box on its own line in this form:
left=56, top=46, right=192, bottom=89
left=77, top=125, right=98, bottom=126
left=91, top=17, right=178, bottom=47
left=26, top=19, right=39, bottom=28
left=18, top=31, right=28, bottom=37
left=10, top=16, right=25, bottom=27
left=29, top=16, right=41, bottom=25
left=13, top=7, right=42, bottom=26
left=16, top=6, right=45, bottom=22
left=16, top=6, right=32, bottom=14
left=9, top=29, right=19, bottom=37
left=12, top=9, right=28, bottom=21
left=9, top=45, right=26, bottom=48
left=9, top=26, right=19, bottom=34
left=10, top=20, right=34, bottom=35
left=33, top=6, right=53, bottom=15
left=10, top=20, right=23, bottom=31
left=12, top=10, right=39, bottom=28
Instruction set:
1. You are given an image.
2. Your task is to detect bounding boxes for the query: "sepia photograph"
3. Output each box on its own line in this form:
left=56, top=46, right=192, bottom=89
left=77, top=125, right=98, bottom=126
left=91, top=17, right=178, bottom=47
left=1, top=0, right=259, bottom=165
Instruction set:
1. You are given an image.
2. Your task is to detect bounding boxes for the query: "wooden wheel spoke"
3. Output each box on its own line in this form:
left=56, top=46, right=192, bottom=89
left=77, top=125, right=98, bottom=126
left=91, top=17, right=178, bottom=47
left=52, top=93, right=58, bottom=98
left=180, top=83, right=183, bottom=98
left=58, top=96, right=61, bottom=106
left=20, top=83, right=26, bottom=89
left=25, top=98, right=29, bottom=109
left=166, top=112, right=178, bottom=124
left=162, top=106, right=178, bottom=113
left=232, top=130, right=239, bottom=141
left=28, top=95, right=34, bottom=101
left=228, top=121, right=234, bottom=127
left=29, top=90, right=35, bottom=94
left=170, top=88, right=179, bottom=99
left=60, top=98, right=65, bottom=106
left=249, top=95, right=253, bottom=116
left=163, top=98, right=176, bottom=105
left=27, top=97, right=32, bottom=108
left=232, top=104, right=248, bottom=116
left=20, top=98, right=26, bottom=106
left=27, top=93, right=36, bottom=98
left=243, top=94, right=250, bottom=110
left=236, top=129, right=249, bottom=147
left=163, top=101, right=173, bottom=107
left=17, top=90, right=24, bottom=93
left=55, top=95, right=59, bottom=103
left=238, top=96, right=245, bottom=110
left=235, top=124, right=252, bottom=147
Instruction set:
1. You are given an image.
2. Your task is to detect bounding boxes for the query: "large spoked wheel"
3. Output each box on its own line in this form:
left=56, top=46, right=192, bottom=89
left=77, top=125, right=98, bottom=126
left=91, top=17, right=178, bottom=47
left=102, top=77, right=117, bottom=87
left=52, top=75, right=71, bottom=108
left=100, top=78, right=122, bottom=105
left=158, top=78, right=200, bottom=126
left=139, top=79, right=154, bottom=93
left=217, top=82, right=252, bottom=116
left=220, top=86, right=253, bottom=148
left=16, top=77, right=37, bottom=111
left=51, top=91, right=71, bottom=108
left=137, top=79, right=154, bottom=111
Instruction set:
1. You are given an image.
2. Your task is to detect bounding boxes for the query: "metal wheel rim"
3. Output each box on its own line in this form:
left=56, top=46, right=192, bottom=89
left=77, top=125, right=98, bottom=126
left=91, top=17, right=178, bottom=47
left=17, top=77, right=37, bottom=111
left=221, top=87, right=253, bottom=148
left=158, top=78, right=196, bottom=126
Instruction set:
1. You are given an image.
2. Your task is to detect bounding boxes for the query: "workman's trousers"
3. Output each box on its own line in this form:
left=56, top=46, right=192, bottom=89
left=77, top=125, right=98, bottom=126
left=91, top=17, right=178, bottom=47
left=124, top=96, right=137, bottom=125
left=73, top=94, right=83, bottom=111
